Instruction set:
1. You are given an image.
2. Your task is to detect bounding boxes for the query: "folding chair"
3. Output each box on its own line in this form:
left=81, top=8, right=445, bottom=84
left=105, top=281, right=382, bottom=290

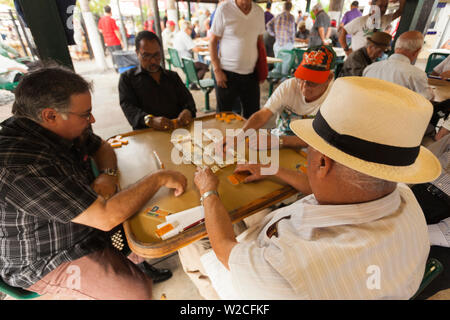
left=182, top=57, right=215, bottom=112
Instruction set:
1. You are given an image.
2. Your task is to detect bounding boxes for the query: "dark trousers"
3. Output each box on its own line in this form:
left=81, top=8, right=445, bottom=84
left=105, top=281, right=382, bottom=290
left=215, top=69, right=260, bottom=119
left=195, top=61, right=209, bottom=80
left=411, top=183, right=450, bottom=299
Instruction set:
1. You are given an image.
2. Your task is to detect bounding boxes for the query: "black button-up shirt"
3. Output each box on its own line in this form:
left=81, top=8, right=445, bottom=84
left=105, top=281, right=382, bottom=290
left=0, top=117, right=109, bottom=288
left=118, top=65, right=197, bottom=130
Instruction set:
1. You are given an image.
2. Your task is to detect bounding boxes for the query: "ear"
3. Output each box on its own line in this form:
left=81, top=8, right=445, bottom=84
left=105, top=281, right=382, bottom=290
left=40, top=108, right=58, bottom=125
left=316, top=153, right=333, bottom=179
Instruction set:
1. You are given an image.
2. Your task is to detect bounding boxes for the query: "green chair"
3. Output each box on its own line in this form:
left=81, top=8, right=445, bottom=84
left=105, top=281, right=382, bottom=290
left=333, top=57, right=345, bottom=79
left=267, top=50, right=296, bottom=97
left=411, top=258, right=444, bottom=300
left=168, top=47, right=189, bottom=88
left=182, top=57, right=215, bottom=112
left=0, top=81, right=19, bottom=91
left=292, top=48, right=307, bottom=70
left=0, top=278, right=40, bottom=300
left=165, top=57, right=172, bottom=71
left=425, top=53, right=449, bottom=75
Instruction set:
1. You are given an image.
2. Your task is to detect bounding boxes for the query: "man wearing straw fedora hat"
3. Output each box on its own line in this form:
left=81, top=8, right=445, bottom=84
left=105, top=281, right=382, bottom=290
left=193, top=77, right=441, bottom=299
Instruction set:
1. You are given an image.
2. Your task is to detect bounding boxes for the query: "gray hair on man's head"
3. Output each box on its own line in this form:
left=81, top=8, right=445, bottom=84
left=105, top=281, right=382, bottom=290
left=394, top=31, right=424, bottom=52
left=333, top=161, right=396, bottom=194
left=12, top=63, right=92, bottom=123
left=312, top=3, right=323, bottom=11
left=181, top=20, right=192, bottom=31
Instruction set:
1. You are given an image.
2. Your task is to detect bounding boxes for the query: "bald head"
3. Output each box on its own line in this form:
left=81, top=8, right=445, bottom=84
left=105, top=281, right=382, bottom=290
left=395, top=31, right=424, bottom=63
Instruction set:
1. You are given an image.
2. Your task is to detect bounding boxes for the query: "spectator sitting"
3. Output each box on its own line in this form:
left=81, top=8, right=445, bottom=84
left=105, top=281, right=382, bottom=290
left=295, top=21, right=309, bottom=44
left=340, top=31, right=391, bottom=77
left=173, top=20, right=210, bottom=88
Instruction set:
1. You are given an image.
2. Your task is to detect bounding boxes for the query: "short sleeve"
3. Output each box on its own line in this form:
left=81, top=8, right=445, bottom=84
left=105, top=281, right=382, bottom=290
left=210, top=6, right=225, bottom=37
left=344, top=15, right=363, bottom=36
left=264, top=78, right=297, bottom=115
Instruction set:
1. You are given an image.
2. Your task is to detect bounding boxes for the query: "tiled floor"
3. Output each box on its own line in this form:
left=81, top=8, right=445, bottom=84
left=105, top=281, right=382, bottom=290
left=1, top=54, right=449, bottom=300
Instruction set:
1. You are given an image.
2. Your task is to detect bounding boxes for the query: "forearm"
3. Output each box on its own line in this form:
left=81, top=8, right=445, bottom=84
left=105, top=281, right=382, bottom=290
left=203, top=194, right=237, bottom=269
left=275, top=167, right=312, bottom=195
left=242, top=109, right=273, bottom=132
left=339, top=29, right=348, bottom=48
left=73, top=170, right=166, bottom=231
left=209, top=37, right=221, bottom=72
left=318, top=27, right=326, bottom=42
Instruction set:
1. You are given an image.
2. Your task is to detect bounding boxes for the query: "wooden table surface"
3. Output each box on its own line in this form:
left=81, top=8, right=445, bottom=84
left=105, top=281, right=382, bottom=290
left=114, top=113, right=306, bottom=258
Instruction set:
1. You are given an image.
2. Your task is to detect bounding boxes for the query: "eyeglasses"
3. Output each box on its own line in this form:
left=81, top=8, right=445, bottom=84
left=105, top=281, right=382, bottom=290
left=140, top=52, right=161, bottom=61
left=61, top=111, right=94, bottom=121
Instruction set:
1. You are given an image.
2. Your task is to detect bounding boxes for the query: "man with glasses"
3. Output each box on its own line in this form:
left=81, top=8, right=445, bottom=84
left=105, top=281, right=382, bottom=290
left=0, top=65, right=188, bottom=299
left=222, top=45, right=336, bottom=151
left=119, top=31, right=197, bottom=131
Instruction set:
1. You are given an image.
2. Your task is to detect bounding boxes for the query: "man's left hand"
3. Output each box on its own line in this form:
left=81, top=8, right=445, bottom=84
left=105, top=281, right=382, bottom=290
left=91, top=174, right=119, bottom=199
left=178, top=109, right=193, bottom=127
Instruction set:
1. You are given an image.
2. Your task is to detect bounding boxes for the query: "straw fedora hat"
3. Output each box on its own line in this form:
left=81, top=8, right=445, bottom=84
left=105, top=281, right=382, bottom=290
left=290, top=77, right=441, bottom=184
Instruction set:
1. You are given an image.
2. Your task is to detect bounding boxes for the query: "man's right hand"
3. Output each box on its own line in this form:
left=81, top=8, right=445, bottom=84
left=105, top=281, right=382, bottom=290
left=157, top=170, right=187, bottom=197
left=149, top=116, right=174, bottom=131
left=214, top=68, right=228, bottom=88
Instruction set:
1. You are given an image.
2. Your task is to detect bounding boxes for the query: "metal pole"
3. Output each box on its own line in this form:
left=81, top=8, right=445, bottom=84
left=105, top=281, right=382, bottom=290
left=15, top=9, right=36, bottom=60
left=8, top=9, right=29, bottom=58
left=138, top=0, right=145, bottom=29
left=79, top=0, right=108, bottom=71
left=151, top=0, right=165, bottom=68
left=187, top=0, right=191, bottom=21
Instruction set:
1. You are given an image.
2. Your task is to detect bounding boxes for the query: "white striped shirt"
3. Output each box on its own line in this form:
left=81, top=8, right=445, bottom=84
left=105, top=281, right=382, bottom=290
left=202, top=184, right=429, bottom=299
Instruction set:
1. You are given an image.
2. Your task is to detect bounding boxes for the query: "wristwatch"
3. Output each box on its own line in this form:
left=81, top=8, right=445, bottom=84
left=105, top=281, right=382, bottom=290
left=144, top=114, right=154, bottom=127
left=200, top=190, right=219, bottom=205
left=100, top=168, right=119, bottom=177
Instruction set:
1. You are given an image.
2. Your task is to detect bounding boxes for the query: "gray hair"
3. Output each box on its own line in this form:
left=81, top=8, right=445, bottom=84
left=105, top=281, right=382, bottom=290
left=312, top=3, right=323, bottom=11
left=12, top=64, right=92, bottom=123
left=395, top=32, right=424, bottom=52
left=333, top=162, right=396, bottom=194
left=181, top=20, right=192, bottom=31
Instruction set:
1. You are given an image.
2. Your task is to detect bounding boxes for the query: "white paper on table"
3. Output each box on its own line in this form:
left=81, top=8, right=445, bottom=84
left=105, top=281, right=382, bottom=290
left=157, top=205, right=205, bottom=232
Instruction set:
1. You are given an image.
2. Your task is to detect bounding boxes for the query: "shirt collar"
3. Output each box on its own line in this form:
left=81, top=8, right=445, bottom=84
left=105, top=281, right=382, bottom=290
left=388, top=53, right=411, bottom=65
left=291, top=187, right=401, bottom=230
left=134, top=64, right=168, bottom=78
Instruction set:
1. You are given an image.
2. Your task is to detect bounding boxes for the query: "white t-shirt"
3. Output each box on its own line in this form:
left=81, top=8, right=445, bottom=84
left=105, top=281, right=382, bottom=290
left=344, top=13, right=394, bottom=52
left=264, top=78, right=333, bottom=135
left=363, top=53, right=434, bottom=100
left=162, top=28, right=175, bottom=51
left=433, top=55, right=450, bottom=74
left=173, top=31, right=195, bottom=59
left=210, top=0, right=265, bottom=75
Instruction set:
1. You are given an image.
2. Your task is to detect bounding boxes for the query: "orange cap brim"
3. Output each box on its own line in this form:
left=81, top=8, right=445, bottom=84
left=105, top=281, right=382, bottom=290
left=294, top=65, right=330, bottom=83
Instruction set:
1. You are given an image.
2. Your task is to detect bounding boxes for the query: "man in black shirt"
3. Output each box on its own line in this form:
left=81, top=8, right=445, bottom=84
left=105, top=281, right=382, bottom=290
left=119, top=31, right=197, bottom=131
